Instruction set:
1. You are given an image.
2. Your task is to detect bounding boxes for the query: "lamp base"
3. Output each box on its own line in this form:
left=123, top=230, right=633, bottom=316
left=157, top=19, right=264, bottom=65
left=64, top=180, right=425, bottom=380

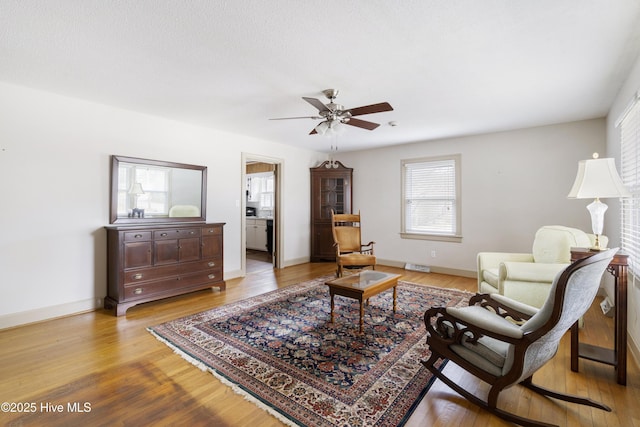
left=590, top=234, right=608, bottom=251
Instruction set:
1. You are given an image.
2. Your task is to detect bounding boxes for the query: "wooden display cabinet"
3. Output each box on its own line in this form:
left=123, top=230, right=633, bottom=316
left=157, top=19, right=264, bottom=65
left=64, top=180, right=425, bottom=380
left=310, top=161, right=352, bottom=262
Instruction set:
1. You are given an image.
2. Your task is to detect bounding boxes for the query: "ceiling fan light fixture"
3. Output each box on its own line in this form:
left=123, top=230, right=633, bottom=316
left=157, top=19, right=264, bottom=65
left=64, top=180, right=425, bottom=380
left=315, top=121, right=329, bottom=135
left=315, top=119, right=345, bottom=136
left=329, top=119, right=345, bottom=135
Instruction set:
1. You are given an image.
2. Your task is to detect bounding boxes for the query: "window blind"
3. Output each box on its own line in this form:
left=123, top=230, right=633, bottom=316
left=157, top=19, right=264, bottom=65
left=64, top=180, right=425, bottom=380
left=620, top=95, right=640, bottom=277
left=403, top=157, right=458, bottom=236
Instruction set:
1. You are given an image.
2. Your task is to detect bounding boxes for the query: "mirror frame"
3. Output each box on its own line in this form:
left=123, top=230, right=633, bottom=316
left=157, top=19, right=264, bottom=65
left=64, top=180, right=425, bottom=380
left=109, top=155, right=207, bottom=224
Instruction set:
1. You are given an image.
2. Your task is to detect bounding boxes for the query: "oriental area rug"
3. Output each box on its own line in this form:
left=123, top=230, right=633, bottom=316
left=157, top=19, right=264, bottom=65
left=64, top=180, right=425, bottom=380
left=148, top=276, right=471, bottom=427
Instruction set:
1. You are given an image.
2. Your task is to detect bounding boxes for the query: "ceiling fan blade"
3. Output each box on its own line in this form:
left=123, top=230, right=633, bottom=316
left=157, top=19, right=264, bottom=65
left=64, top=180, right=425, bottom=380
left=269, top=116, right=322, bottom=120
left=347, top=102, right=393, bottom=117
left=303, top=97, right=330, bottom=113
left=345, top=118, right=380, bottom=130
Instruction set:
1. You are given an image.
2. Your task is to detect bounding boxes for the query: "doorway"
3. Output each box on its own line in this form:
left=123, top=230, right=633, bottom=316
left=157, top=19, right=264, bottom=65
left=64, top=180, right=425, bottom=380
left=242, top=153, right=282, bottom=275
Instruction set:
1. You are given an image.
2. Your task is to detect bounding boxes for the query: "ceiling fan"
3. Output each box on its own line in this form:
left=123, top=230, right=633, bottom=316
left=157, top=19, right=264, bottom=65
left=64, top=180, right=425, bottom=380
left=270, top=89, right=394, bottom=135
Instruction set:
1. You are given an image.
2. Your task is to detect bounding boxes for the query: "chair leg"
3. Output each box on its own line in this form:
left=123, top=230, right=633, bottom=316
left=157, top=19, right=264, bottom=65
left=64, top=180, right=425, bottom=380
left=520, top=377, right=611, bottom=411
left=421, top=355, right=560, bottom=427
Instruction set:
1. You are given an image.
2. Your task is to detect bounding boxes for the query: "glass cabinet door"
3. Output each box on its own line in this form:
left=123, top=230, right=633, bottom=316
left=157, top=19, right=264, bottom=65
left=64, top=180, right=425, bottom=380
left=320, top=177, right=347, bottom=219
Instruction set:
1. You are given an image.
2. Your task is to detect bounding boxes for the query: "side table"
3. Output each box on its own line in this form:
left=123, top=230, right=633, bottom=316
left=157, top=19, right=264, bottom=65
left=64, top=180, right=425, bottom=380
left=570, top=247, right=628, bottom=385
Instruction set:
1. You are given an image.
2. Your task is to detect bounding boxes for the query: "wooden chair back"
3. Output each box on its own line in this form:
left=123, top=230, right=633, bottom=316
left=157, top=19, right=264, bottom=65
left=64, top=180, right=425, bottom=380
left=332, top=213, right=363, bottom=253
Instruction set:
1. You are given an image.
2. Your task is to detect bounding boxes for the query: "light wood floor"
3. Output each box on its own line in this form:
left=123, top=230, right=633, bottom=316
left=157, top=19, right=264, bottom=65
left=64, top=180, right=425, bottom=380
left=1, top=263, right=638, bottom=426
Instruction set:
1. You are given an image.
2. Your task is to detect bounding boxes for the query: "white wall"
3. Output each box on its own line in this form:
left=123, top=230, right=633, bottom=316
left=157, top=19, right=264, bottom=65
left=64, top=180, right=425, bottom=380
left=336, top=119, right=605, bottom=275
left=0, top=79, right=618, bottom=330
left=607, top=52, right=640, bottom=360
left=0, top=82, right=325, bottom=328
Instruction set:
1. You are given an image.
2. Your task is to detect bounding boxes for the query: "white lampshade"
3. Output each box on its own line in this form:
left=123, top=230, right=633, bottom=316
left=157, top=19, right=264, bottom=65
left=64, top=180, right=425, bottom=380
left=567, top=156, right=631, bottom=199
left=315, top=121, right=329, bottom=135
left=329, top=119, right=345, bottom=135
left=128, top=182, right=145, bottom=195
left=315, top=119, right=345, bottom=136
left=567, top=154, right=630, bottom=250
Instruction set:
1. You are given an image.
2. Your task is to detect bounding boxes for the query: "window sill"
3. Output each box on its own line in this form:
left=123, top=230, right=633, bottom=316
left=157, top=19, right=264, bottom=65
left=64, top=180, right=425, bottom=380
left=400, top=232, right=462, bottom=243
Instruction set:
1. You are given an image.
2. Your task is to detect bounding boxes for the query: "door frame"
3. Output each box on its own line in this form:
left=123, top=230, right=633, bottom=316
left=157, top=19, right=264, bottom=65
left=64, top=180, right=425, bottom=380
left=241, top=153, right=283, bottom=274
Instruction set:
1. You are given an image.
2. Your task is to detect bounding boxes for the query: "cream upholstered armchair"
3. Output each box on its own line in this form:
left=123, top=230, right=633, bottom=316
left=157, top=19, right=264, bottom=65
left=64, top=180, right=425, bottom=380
left=477, top=225, right=607, bottom=308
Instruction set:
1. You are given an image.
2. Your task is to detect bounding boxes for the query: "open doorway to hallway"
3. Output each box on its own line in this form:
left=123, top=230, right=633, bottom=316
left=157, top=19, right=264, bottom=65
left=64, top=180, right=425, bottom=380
left=242, top=154, right=282, bottom=275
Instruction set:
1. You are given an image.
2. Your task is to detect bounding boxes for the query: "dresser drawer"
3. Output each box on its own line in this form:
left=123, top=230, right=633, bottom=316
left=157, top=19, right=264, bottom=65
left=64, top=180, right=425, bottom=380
left=124, top=231, right=152, bottom=242
left=123, top=265, right=179, bottom=286
left=154, top=228, right=201, bottom=240
left=179, top=269, right=223, bottom=286
left=123, top=277, right=181, bottom=300
left=181, top=258, right=222, bottom=273
left=202, top=226, right=222, bottom=235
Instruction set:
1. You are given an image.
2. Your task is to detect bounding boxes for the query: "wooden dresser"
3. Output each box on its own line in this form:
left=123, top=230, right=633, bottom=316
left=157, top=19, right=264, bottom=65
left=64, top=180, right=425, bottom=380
left=105, top=222, right=225, bottom=316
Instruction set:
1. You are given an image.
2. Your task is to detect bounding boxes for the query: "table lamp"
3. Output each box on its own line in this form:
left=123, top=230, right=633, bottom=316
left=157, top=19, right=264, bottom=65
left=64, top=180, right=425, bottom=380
left=128, top=182, right=145, bottom=218
left=567, top=153, right=630, bottom=250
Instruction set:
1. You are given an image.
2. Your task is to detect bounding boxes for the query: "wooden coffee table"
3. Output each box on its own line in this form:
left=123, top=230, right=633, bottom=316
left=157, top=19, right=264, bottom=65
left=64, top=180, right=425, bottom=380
left=325, top=271, right=402, bottom=333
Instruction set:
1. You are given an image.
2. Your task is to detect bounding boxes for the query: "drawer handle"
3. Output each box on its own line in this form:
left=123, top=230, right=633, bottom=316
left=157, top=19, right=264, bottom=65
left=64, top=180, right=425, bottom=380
left=208, top=274, right=216, bottom=279
left=207, top=229, right=215, bottom=233
left=134, top=234, right=143, bottom=239
left=160, top=233, right=168, bottom=237
left=133, top=273, right=143, bottom=280
left=208, top=261, right=216, bottom=267
left=189, top=231, right=195, bottom=234
left=133, top=288, right=143, bottom=295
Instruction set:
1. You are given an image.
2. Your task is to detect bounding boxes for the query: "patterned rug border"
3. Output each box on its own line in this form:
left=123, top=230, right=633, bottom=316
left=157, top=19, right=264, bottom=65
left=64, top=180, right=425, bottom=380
left=148, top=278, right=471, bottom=427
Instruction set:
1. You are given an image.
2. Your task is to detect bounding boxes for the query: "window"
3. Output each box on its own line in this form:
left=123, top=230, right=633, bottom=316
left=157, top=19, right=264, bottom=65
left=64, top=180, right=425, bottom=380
left=117, top=164, right=171, bottom=216
left=401, top=154, right=462, bottom=242
left=620, top=92, right=640, bottom=277
left=247, top=172, right=274, bottom=215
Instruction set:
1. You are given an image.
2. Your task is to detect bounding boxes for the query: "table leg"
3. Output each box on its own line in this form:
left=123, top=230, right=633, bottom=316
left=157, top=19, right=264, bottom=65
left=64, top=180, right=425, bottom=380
left=393, top=285, right=397, bottom=313
left=615, top=265, right=628, bottom=385
left=330, top=292, right=335, bottom=324
left=359, top=299, right=365, bottom=333
left=569, top=250, right=628, bottom=385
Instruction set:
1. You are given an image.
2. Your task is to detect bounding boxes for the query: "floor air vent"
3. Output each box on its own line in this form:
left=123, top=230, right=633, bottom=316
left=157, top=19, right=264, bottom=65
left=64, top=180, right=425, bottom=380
left=404, top=263, right=431, bottom=273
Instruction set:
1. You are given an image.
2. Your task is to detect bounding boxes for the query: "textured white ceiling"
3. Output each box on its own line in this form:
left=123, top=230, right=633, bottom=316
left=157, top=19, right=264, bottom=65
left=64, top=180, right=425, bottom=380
left=1, top=1, right=640, bottom=152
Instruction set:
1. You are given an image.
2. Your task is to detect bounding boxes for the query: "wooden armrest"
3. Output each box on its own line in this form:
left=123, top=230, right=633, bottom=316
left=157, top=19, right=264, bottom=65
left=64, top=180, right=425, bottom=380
left=424, top=306, right=524, bottom=347
left=360, top=241, right=375, bottom=255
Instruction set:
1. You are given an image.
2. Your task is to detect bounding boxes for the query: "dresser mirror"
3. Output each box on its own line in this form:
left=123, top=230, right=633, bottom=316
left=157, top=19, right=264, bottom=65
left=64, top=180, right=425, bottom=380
left=110, top=155, right=207, bottom=224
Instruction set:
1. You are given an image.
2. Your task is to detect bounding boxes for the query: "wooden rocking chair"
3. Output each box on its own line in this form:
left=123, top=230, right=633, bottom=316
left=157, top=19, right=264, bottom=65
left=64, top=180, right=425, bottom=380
left=422, top=248, right=617, bottom=427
